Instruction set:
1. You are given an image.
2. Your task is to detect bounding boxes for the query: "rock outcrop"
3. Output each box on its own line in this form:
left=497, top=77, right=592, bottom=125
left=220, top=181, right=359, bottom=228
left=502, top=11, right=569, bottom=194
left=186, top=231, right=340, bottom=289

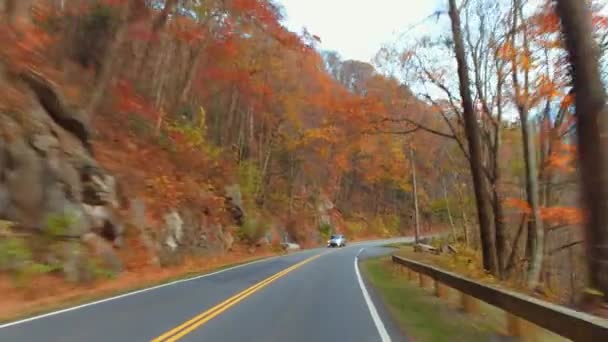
left=0, top=70, right=124, bottom=281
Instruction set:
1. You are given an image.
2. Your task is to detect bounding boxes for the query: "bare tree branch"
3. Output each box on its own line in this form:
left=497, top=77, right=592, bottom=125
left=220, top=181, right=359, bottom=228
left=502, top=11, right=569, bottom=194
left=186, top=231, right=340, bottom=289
left=373, top=117, right=456, bottom=139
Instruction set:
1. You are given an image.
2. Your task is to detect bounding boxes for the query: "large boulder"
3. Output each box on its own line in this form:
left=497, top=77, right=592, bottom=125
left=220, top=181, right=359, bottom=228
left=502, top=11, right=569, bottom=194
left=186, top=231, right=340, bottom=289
left=281, top=242, right=301, bottom=252
left=224, top=184, right=245, bottom=226
left=81, top=232, right=122, bottom=273
left=0, top=72, right=126, bottom=281
left=219, top=227, right=235, bottom=253
left=163, top=210, right=184, bottom=252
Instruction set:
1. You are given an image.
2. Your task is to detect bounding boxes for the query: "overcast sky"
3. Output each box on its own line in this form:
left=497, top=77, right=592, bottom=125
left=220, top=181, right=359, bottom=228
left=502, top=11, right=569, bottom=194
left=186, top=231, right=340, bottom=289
left=278, top=0, right=444, bottom=63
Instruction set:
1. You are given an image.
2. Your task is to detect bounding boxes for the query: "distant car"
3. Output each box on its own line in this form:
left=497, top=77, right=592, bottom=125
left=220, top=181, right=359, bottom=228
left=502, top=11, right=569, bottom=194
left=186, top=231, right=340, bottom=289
left=327, top=234, right=347, bottom=247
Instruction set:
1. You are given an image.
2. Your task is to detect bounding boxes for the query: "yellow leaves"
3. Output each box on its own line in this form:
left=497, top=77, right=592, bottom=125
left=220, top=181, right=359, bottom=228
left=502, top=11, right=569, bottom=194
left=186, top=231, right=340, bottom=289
left=198, top=106, right=207, bottom=131
left=396, top=178, right=412, bottom=192
left=389, top=139, right=405, bottom=163
left=318, top=146, right=329, bottom=159
left=302, top=126, right=338, bottom=144
left=519, top=53, right=533, bottom=71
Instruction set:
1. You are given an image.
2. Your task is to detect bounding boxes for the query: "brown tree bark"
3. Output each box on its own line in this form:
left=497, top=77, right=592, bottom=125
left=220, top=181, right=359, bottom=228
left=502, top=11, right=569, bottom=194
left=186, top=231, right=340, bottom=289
left=137, top=0, right=179, bottom=76
left=510, top=0, right=544, bottom=290
left=555, top=0, right=608, bottom=300
left=3, top=0, right=33, bottom=26
left=86, top=1, right=132, bottom=117
left=448, top=0, right=499, bottom=275
left=442, top=177, right=457, bottom=240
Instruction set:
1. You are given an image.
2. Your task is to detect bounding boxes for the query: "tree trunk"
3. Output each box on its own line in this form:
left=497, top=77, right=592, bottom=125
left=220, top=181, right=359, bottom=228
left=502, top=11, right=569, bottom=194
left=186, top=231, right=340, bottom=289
left=510, top=0, right=544, bottom=288
left=492, top=185, right=507, bottom=276
left=461, top=208, right=470, bottom=247
left=136, top=0, right=179, bottom=76
left=443, top=177, right=457, bottom=241
left=522, top=120, right=544, bottom=288
left=86, top=1, right=131, bottom=117
left=411, top=148, right=420, bottom=243
left=178, top=43, right=206, bottom=106
left=493, top=55, right=508, bottom=277
left=556, top=0, right=608, bottom=301
left=3, top=0, right=33, bottom=26
left=448, top=0, right=499, bottom=275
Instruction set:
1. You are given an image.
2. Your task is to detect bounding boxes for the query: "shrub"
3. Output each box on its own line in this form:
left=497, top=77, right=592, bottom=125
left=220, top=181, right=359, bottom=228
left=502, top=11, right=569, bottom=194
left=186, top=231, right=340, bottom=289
left=344, top=220, right=364, bottom=236
left=127, top=113, right=153, bottom=136
left=238, top=216, right=268, bottom=245
left=0, top=237, right=60, bottom=287
left=319, top=222, right=332, bottom=240
left=45, top=212, right=75, bottom=237
left=238, top=161, right=261, bottom=205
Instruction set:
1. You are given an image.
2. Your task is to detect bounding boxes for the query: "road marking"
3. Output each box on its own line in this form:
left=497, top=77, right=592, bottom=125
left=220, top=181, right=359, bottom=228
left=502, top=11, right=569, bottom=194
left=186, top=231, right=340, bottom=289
left=355, top=252, right=392, bottom=342
left=151, top=252, right=325, bottom=342
left=0, top=250, right=318, bottom=329
left=357, top=248, right=365, bottom=257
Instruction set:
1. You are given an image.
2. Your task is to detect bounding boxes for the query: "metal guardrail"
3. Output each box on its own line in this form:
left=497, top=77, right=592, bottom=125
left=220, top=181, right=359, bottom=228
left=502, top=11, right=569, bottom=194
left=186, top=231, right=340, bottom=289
left=392, top=255, right=608, bottom=341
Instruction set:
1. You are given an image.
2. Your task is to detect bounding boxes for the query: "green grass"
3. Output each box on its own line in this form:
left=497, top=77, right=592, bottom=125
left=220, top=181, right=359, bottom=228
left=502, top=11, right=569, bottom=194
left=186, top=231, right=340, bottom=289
left=362, top=257, right=495, bottom=342
left=383, top=241, right=414, bottom=249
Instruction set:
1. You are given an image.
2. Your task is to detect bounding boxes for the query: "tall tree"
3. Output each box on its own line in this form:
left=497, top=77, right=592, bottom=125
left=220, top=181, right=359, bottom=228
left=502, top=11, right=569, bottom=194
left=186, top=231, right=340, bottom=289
left=510, top=0, right=545, bottom=289
left=555, top=0, right=608, bottom=301
left=448, top=0, right=499, bottom=275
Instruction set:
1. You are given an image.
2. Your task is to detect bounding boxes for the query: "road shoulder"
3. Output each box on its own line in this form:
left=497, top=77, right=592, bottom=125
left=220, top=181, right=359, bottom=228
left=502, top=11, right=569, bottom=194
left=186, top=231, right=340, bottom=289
left=360, top=256, right=495, bottom=342
left=357, top=254, right=409, bottom=341
left=0, top=252, right=281, bottom=325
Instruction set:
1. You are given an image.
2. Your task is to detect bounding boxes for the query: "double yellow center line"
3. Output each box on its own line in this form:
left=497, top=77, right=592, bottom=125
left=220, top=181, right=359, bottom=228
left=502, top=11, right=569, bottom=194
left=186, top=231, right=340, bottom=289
left=151, top=253, right=324, bottom=342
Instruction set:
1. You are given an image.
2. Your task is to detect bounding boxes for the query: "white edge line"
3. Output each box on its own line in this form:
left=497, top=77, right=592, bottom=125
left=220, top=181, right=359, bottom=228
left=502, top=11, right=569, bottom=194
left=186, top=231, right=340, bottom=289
left=355, top=251, right=392, bottom=342
left=0, top=250, right=308, bottom=329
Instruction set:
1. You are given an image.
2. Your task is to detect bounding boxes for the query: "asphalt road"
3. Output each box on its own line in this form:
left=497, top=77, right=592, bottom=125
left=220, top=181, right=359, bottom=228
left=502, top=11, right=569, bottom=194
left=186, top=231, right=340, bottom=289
left=0, top=238, right=411, bottom=342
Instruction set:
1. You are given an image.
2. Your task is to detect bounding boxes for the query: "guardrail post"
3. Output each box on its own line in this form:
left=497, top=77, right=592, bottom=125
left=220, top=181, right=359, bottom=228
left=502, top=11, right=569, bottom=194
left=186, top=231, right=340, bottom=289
left=506, top=313, right=523, bottom=338
left=419, top=273, right=427, bottom=288
left=407, top=268, right=415, bottom=282
left=460, top=292, right=478, bottom=314
left=435, top=280, right=448, bottom=299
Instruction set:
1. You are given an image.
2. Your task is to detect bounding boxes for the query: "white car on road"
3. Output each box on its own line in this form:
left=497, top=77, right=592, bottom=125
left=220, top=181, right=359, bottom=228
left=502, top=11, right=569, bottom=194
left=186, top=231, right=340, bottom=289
left=327, top=234, right=347, bottom=247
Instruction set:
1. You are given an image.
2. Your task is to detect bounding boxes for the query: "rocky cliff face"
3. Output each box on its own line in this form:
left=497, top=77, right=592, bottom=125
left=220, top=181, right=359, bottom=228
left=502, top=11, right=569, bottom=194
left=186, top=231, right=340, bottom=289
left=0, top=70, right=124, bottom=281
left=0, top=70, right=262, bottom=284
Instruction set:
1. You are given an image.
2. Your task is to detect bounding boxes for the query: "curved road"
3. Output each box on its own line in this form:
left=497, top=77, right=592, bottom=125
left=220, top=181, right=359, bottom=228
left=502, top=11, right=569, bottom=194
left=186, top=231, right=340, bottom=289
left=0, top=239, right=411, bottom=342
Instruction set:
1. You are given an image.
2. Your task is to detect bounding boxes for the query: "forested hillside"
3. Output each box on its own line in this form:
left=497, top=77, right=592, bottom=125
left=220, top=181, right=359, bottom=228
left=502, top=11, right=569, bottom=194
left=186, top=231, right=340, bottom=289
left=2, top=0, right=608, bottom=317
left=0, top=0, right=451, bottom=303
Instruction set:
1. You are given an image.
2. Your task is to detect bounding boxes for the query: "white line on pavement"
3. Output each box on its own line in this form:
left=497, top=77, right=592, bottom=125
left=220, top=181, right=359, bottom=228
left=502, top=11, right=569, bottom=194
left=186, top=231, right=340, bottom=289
left=354, top=249, right=392, bottom=342
left=0, top=250, right=319, bottom=329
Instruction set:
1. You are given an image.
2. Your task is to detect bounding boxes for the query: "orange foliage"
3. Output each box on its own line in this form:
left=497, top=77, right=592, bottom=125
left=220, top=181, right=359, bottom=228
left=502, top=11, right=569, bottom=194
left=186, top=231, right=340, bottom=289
left=540, top=206, right=585, bottom=225
left=505, top=198, right=532, bottom=214
left=546, top=142, right=577, bottom=173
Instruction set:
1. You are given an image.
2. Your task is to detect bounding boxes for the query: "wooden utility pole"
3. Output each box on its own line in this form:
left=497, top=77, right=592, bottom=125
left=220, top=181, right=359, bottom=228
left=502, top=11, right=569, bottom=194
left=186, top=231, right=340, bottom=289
left=410, top=148, right=420, bottom=243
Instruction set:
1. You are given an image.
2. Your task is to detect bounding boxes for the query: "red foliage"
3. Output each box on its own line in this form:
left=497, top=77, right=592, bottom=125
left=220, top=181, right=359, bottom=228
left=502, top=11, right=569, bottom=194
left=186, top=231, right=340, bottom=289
left=113, top=80, right=159, bottom=122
